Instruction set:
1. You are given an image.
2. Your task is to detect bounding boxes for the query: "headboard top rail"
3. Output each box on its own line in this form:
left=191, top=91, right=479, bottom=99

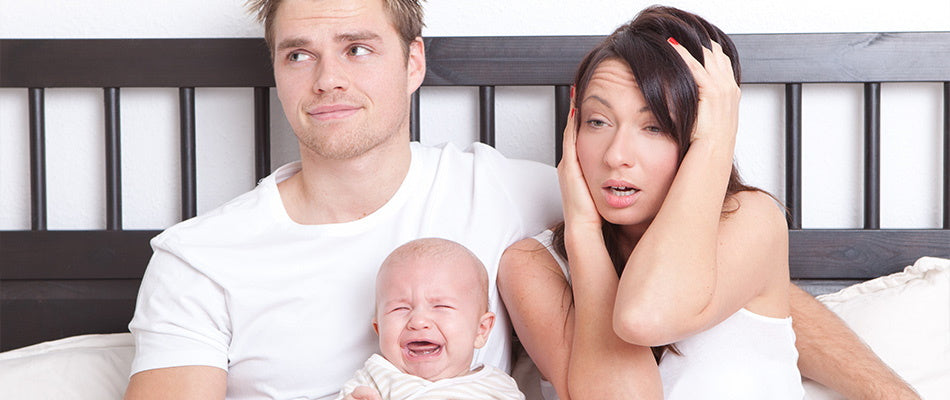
left=3, top=32, right=949, bottom=88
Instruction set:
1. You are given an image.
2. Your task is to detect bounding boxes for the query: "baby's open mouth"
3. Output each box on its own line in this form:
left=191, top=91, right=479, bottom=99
left=406, top=341, right=442, bottom=356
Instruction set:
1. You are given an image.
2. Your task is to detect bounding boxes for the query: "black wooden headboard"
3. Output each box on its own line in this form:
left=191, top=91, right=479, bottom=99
left=1, top=32, right=948, bottom=351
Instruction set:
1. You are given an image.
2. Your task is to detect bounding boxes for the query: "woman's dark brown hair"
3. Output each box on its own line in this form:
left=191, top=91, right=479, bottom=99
left=551, top=5, right=769, bottom=362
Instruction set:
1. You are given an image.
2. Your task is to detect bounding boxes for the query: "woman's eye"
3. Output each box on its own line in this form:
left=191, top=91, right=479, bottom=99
left=348, top=45, right=371, bottom=56
left=586, top=119, right=608, bottom=128
left=645, top=125, right=663, bottom=133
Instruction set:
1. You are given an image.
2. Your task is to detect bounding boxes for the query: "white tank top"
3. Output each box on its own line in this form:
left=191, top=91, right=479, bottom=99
left=534, top=230, right=804, bottom=400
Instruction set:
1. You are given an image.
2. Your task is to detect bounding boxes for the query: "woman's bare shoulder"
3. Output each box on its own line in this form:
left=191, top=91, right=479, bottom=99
left=499, top=236, right=566, bottom=284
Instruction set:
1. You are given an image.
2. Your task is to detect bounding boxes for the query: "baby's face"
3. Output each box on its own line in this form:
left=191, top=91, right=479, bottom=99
left=374, top=255, right=493, bottom=381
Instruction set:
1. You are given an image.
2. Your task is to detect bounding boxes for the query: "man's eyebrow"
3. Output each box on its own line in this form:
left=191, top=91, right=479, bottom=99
left=275, top=31, right=381, bottom=52
left=336, top=31, right=381, bottom=43
left=276, top=37, right=310, bottom=52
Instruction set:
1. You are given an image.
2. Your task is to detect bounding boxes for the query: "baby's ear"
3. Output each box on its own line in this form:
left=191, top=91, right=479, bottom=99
left=473, top=312, right=496, bottom=349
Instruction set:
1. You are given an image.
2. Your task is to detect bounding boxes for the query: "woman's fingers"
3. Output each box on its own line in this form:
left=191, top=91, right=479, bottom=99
left=668, top=38, right=737, bottom=92
left=667, top=37, right=741, bottom=145
left=558, top=85, right=602, bottom=229
left=559, top=85, right=578, bottom=166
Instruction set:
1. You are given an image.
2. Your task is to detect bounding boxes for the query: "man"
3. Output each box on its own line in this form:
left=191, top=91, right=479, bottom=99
left=126, top=1, right=558, bottom=399
left=124, top=1, right=918, bottom=399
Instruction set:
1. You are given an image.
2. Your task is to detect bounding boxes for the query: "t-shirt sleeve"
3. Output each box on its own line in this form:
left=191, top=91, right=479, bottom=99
left=127, top=237, right=231, bottom=376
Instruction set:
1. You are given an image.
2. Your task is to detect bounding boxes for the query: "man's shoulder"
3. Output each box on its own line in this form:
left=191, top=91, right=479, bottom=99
left=152, top=179, right=279, bottom=247
left=413, top=141, right=555, bottom=177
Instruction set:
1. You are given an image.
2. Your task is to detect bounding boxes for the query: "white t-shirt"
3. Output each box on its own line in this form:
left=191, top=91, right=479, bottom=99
left=128, top=142, right=561, bottom=400
left=334, top=354, right=524, bottom=400
left=533, top=230, right=804, bottom=400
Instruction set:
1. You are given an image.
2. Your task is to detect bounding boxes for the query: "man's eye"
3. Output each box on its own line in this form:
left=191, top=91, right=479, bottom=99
left=289, top=52, right=312, bottom=62
left=348, top=45, right=371, bottom=56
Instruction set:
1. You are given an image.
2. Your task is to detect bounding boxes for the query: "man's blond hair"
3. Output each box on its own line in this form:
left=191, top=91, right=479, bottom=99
left=245, top=0, right=425, bottom=55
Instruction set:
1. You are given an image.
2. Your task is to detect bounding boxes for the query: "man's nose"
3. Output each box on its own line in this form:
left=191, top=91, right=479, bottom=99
left=312, top=56, right=350, bottom=93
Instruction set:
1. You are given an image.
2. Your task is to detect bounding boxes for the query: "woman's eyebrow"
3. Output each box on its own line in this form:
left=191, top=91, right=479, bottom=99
left=583, top=95, right=651, bottom=114
left=583, top=94, right=612, bottom=109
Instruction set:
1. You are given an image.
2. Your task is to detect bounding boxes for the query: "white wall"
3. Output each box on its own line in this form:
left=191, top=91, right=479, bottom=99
left=1, top=0, right=947, bottom=230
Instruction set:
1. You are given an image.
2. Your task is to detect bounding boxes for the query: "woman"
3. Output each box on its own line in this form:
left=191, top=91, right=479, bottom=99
left=499, top=6, right=804, bottom=399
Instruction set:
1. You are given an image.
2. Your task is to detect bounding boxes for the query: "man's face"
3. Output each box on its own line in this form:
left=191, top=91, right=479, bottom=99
left=271, top=0, right=425, bottom=161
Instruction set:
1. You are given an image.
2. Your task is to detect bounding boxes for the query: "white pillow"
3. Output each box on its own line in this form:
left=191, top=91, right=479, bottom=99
left=803, top=256, right=950, bottom=400
left=0, top=333, right=134, bottom=399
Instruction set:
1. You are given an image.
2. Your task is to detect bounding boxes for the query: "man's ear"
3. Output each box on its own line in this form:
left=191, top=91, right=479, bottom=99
left=473, top=311, right=495, bottom=349
left=406, top=37, right=426, bottom=94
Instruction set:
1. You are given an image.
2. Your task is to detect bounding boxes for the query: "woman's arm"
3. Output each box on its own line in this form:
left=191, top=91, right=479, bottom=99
left=499, top=239, right=574, bottom=399
left=790, top=285, right=920, bottom=399
left=499, top=238, right=659, bottom=400
left=613, top=41, right=788, bottom=346
left=559, top=98, right=661, bottom=399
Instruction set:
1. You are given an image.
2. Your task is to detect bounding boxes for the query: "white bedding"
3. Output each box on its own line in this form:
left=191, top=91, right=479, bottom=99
left=1, top=257, right=947, bottom=399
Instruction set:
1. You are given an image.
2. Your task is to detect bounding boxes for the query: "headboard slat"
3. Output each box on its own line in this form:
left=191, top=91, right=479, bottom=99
left=410, top=91, right=421, bottom=141
left=863, top=83, right=882, bottom=229
left=784, top=83, right=803, bottom=229
left=478, top=86, right=496, bottom=146
left=104, top=87, right=123, bottom=231
left=944, top=82, right=950, bottom=229
left=554, top=85, right=571, bottom=164
left=179, top=87, right=198, bottom=221
left=254, top=87, right=273, bottom=181
left=28, top=88, right=48, bottom=231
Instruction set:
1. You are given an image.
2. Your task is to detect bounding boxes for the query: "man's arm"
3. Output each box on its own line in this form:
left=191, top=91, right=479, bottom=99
left=790, top=284, right=920, bottom=399
left=124, top=366, right=226, bottom=400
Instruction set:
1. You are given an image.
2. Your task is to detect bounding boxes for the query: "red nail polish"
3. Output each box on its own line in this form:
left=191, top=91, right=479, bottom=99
left=570, top=85, right=575, bottom=99
left=570, top=108, right=575, bottom=118
left=668, top=37, right=679, bottom=46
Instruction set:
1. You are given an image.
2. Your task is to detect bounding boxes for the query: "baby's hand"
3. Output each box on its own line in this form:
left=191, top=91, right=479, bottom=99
left=344, top=386, right=382, bottom=400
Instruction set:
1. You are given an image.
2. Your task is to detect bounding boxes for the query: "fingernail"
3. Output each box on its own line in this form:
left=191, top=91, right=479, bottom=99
left=570, top=85, right=575, bottom=99
left=570, top=108, right=575, bottom=118
left=668, top=37, right=679, bottom=46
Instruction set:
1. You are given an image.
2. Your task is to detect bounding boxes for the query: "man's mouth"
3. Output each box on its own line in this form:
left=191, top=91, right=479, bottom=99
left=307, top=104, right=360, bottom=121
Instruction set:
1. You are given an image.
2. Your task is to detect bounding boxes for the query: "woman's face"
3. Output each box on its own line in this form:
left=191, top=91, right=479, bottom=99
left=576, top=58, right=680, bottom=234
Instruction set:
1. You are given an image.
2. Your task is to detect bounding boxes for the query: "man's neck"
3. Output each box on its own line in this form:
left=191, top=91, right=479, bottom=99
left=277, top=140, right=412, bottom=225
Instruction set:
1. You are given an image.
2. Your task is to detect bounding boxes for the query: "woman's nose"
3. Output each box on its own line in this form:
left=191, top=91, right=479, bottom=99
left=603, top=129, right=634, bottom=168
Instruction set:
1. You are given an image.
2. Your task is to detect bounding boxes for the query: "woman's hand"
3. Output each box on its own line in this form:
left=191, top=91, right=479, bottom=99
left=669, top=38, right=741, bottom=148
left=557, top=88, right=602, bottom=231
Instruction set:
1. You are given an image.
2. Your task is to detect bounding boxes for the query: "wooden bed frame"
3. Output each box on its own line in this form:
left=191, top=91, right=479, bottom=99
left=1, top=33, right=948, bottom=352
